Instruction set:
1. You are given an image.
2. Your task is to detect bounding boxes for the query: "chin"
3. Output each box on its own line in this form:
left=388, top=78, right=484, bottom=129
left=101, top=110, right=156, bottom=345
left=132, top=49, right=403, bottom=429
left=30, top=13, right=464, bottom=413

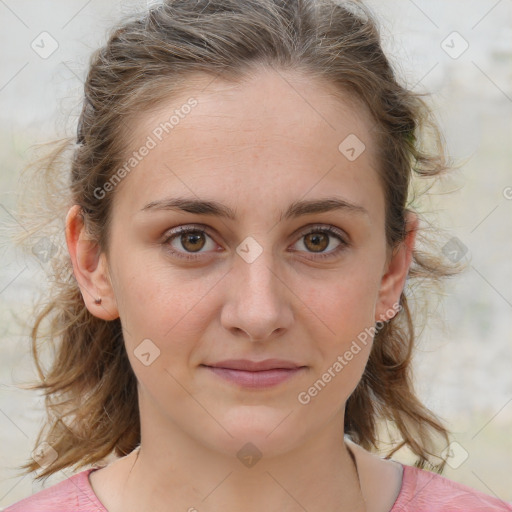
left=204, top=404, right=308, bottom=459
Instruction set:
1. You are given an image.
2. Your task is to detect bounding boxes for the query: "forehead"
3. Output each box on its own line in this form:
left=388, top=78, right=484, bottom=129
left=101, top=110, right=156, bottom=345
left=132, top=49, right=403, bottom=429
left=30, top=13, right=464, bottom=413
left=113, top=66, right=383, bottom=221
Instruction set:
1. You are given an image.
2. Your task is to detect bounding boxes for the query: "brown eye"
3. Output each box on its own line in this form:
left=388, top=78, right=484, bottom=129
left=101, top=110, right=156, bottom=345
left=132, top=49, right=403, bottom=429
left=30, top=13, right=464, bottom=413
left=292, top=225, right=349, bottom=260
left=163, top=225, right=218, bottom=261
left=303, top=232, right=329, bottom=253
left=180, top=231, right=206, bottom=252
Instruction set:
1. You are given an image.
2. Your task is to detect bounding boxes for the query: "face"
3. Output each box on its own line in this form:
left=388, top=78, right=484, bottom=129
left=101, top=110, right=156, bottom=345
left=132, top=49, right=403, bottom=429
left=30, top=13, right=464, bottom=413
left=68, top=66, right=413, bottom=459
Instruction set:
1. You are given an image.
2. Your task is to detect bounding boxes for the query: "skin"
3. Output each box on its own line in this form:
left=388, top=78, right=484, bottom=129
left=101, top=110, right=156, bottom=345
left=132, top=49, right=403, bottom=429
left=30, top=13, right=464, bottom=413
left=66, top=66, right=417, bottom=512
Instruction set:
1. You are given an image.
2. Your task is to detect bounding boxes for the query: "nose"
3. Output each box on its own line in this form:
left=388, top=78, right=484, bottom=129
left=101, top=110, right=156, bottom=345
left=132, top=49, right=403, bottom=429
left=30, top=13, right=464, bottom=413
left=220, top=245, right=294, bottom=342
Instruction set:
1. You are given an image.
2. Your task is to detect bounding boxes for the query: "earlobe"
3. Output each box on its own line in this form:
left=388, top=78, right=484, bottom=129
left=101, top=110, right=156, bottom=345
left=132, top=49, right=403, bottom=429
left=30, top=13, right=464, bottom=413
left=375, top=211, right=418, bottom=323
left=65, top=205, right=119, bottom=321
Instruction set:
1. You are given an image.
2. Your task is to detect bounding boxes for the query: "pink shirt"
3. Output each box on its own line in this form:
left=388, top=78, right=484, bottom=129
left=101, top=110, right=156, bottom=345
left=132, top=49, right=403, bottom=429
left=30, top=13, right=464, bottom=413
left=4, top=464, right=512, bottom=511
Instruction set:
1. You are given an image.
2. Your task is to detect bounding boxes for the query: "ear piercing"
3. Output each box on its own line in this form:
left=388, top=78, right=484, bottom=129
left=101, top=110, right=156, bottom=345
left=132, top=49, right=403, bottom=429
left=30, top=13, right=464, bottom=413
left=94, top=297, right=102, bottom=305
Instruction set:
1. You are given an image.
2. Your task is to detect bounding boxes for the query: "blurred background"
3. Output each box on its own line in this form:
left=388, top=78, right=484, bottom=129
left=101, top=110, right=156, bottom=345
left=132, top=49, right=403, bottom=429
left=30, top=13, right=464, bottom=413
left=1, top=0, right=511, bottom=507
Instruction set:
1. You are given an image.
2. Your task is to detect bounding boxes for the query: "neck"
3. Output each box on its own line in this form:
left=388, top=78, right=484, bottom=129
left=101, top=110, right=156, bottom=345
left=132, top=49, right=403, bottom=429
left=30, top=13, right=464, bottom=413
left=116, top=411, right=365, bottom=512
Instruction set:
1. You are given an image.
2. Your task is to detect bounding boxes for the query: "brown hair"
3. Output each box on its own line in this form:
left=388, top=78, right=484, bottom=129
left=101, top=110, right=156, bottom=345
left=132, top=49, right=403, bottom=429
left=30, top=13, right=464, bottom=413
left=12, top=0, right=458, bottom=480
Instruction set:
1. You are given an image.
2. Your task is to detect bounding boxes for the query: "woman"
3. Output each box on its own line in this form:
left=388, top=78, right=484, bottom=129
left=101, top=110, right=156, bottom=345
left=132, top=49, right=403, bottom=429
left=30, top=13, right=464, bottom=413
left=4, top=0, right=511, bottom=510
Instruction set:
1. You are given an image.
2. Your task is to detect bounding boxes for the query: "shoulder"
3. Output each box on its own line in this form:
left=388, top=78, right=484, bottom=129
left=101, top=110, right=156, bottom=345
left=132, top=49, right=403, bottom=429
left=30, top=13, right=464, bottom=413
left=2, top=469, right=106, bottom=512
left=392, top=464, right=512, bottom=512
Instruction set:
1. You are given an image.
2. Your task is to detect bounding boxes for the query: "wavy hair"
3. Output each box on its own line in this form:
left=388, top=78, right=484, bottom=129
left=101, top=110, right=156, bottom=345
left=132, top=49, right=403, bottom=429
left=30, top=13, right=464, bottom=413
left=10, top=0, right=460, bottom=480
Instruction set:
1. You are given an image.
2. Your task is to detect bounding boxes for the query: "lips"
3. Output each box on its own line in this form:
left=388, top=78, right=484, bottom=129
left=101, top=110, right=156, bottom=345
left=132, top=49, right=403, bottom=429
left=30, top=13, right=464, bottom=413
left=203, top=359, right=304, bottom=371
left=201, top=359, right=307, bottom=388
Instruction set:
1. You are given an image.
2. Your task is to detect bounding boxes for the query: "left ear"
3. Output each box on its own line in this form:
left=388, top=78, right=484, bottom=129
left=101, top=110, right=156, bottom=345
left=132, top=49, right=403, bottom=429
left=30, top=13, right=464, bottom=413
left=374, top=211, right=418, bottom=323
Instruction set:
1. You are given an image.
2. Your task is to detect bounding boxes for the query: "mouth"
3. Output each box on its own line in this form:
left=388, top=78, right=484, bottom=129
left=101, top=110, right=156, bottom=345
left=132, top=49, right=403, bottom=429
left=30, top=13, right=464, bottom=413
left=200, top=359, right=307, bottom=388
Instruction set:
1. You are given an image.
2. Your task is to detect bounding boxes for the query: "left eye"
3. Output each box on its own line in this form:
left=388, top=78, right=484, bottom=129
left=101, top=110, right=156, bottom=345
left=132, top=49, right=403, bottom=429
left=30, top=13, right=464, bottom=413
left=292, top=226, right=347, bottom=258
left=162, top=225, right=348, bottom=261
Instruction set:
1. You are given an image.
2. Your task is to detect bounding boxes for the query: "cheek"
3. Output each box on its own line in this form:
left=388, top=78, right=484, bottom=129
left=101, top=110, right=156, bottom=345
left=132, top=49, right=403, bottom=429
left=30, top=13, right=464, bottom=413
left=296, top=280, right=377, bottom=412
left=295, top=262, right=381, bottom=393
left=304, top=269, right=381, bottom=341
left=112, top=255, right=216, bottom=360
left=117, top=271, right=208, bottom=400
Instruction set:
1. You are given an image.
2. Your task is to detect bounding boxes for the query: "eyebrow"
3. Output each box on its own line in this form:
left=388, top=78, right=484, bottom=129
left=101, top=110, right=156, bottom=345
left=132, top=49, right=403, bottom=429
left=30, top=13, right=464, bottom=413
left=140, top=196, right=368, bottom=221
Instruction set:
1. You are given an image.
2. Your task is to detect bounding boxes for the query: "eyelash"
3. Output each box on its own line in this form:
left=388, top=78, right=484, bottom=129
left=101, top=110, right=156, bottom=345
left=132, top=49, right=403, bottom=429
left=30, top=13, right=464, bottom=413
left=162, top=224, right=349, bottom=262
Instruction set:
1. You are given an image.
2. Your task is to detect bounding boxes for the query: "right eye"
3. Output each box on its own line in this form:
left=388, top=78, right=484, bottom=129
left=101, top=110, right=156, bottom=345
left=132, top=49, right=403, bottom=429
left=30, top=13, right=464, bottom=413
left=162, top=225, right=220, bottom=261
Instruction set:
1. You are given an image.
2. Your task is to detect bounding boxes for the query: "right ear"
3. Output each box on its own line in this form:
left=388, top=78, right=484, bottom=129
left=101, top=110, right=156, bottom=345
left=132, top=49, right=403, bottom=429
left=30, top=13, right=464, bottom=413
left=65, top=205, right=119, bottom=321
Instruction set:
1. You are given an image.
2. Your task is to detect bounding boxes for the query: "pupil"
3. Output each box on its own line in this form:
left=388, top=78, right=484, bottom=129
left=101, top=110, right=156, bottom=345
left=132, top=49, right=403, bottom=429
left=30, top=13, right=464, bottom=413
left=182, top=232, right=204, bottom=252
left=307, top=233, right=327, bottom=252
